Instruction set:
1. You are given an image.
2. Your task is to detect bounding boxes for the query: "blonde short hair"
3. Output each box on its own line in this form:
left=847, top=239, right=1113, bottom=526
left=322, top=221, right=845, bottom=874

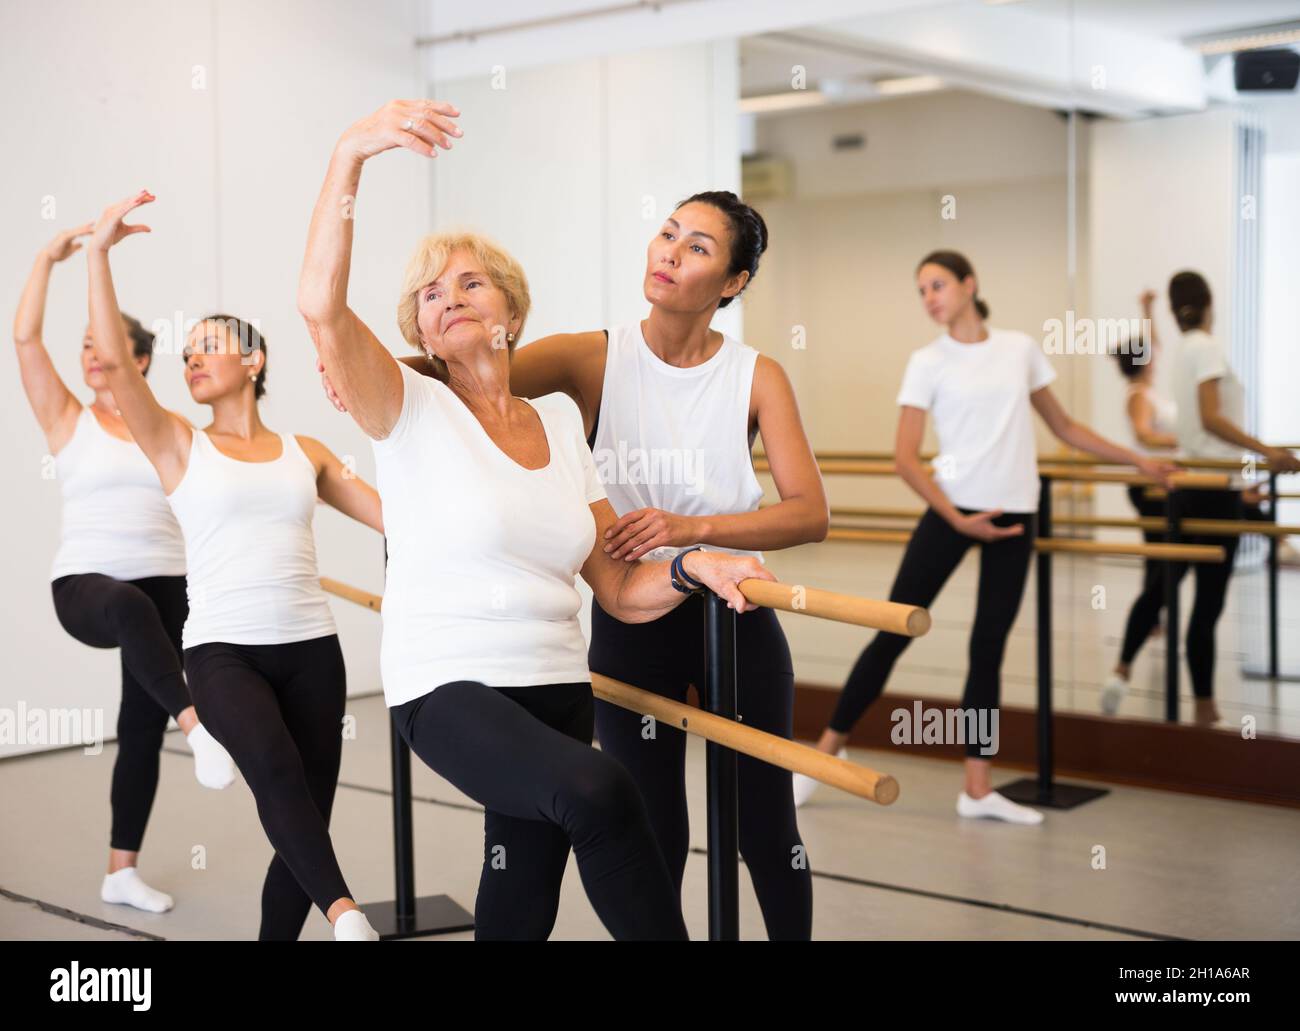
left=396, top=232, right=531, bottom=378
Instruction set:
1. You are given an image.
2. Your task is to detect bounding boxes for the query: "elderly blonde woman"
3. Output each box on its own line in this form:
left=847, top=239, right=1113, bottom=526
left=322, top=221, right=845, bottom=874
left=298, top=98, right=773, bottom=941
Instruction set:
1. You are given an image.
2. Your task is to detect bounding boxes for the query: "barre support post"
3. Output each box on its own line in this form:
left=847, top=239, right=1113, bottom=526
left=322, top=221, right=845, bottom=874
left=703, top=591, right=740, bottom=941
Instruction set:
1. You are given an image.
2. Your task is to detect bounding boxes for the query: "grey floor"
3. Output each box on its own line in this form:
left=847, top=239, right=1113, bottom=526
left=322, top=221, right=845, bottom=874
left=2, top=692, right=1297, bottom=941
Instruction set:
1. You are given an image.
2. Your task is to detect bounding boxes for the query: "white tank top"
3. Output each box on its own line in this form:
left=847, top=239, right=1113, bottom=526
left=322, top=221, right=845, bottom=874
left=592, top=323, right=764, bottom=561
left=1124, top=382, right=1178, bottom=456
left=50, top=406, right=187, bottom=582
left=166, top=429, right=336, bottom=650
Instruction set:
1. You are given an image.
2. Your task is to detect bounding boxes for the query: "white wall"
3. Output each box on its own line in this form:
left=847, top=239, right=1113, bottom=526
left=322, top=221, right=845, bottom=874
left=1, top=0, right=425, bottom=757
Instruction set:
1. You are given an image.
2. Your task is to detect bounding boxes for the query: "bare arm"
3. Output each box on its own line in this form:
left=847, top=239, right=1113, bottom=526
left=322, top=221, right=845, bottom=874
left=1127, top=392, right=1177, bottom=450
left=602, top=354, right=829, bottom=560
left=298, top=99, right=459, bottom=439
left=1198, top=379, right=1300, bottom=472
left=507, top=331, right=607, bottom=433
left=296, top=436, right=384, bottom=533
left=1031, top=385, right=1170, bottom=480
left=13, top=226, right=93, bottom=448
left=86, top=191, right=191, bottom=488
left=580, top=499, right=772, bottom=622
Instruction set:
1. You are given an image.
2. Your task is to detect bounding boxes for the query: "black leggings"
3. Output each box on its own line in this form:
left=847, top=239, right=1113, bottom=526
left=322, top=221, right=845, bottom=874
left=830, top=507, right=1036, bottom=757
left=1118, top=488, right=1242, bottom=697
left=184, top=635, right=350, bottom=941
left=589, top=595, right=812, bottom=941
left=1118, top=484, right=1170, bottom=666
left=50, top=573, right=191, bottom=853
left=392, top=680, right=687, bottom=941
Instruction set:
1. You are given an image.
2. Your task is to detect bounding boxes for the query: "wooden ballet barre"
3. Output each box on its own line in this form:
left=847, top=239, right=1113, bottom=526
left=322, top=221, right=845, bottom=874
left=753, top=459, right=1230, bottom=490
left=824, top=526, right=1225, bottom=562
left=829, top=507, right=1300, bottom=538
left=320, top=575, right=928, bottom=638
left=738, top=580, right=929, bottom=636
left=755, top=450, right=1294, bottom=473
left=591, top=674, right=898, bottom=805
left=318, top=576, right=903, bottom=805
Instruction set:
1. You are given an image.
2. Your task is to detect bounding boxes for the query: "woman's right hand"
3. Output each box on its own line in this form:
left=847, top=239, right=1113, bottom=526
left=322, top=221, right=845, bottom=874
left=317, top=358, right=348, bottom=413
left=1264, top=447, right=1300, bottom=474
left=90, top=190, right=154, bottom=253
left=43, top=223, right=94, bottom=263
left=337, top=99, right=462, bottom=163
left=950, top=509, right=1025, bottom=542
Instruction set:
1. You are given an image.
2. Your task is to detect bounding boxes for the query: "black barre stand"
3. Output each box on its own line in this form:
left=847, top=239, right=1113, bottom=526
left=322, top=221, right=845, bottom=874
left=703, top=591, right=740, bottom=941
left=358, top=716, right=475, bottom=940
left=997, top=475, right=1109, bottom=809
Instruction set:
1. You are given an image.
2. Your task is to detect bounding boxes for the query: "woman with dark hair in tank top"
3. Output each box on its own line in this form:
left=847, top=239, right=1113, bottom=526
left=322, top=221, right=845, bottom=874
left=15, top=223, right=235, bottom=916
left=87, top=190, right=386, bottom=940
left=325, top=183, right=829, bottom=939
left=795, top=251, right=1174, bottom=823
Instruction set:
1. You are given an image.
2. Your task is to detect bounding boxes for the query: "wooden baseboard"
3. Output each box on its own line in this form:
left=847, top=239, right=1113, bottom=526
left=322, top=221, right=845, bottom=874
left=794, top=683, right=1300, bottom=808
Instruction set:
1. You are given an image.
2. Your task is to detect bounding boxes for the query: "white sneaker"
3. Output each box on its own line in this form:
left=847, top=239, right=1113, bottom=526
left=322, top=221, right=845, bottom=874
left=1100, top=674, right=1129, bottom=716
left=956, top=790, right=1044, bottom=825
left=793, top=747, right=847, bottom=808
left=333, top=909, right=380, bottom=941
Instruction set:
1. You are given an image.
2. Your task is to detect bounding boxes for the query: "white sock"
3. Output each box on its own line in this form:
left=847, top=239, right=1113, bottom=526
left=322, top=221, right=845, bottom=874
left=793, top=747, right=848, bottom=808
left=957, top=790, right=1044, bottom=825
left=333, top=909, right=380, bottom=941
left=101, top=867, right=174, bottom=913
left=185, top=723, right=235, bottom=789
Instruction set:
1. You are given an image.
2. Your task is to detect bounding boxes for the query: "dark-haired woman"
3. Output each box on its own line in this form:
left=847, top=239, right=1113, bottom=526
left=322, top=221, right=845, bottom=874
left=1163, top=271, right=1300, bottom=725
left=795, top=251, right=1172, bottom=823
left=1101, top=290, right=1178, bottom=715
left=15, top=224, right=234, bottom=915
left=88, top=191, right=385, bottom=940
left=325, top=188, right=828, bottom=938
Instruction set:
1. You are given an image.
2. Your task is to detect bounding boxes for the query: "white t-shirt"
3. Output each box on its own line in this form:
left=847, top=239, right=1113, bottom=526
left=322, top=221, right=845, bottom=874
left=1172, top=328, right=1245, bottom=467
left=897, top=328, right=1057, bottom=513
left=372, top=361, right=607, bottom=707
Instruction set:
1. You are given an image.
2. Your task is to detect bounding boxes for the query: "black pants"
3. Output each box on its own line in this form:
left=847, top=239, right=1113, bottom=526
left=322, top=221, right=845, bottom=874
left=1118, top=484, right=1169, bottom=666
left=1118, top=488, right=1242, bottom=697
left=830, top=507, right=1036, bottom=757
left=589, top=595, right=812, bottom=941
left=184, top=635, right=350, bottom=941
left=392, top=680, right=687, bottom=941
left=51, top=573, right=191, bottom=852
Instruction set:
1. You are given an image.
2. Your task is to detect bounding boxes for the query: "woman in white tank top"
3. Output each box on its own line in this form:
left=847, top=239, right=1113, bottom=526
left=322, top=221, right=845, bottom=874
left=15, top=223, right=234, bottom=917
left=1102, top=294, right=1179, bottom=715
left=347, top=188, right=829, bottom=939
left=87, top=191, right=386, bottom=941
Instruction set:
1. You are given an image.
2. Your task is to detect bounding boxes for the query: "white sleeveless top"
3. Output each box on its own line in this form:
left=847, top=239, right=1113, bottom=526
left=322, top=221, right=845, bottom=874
left=372, top=362, right=606, bottom=706
left=591, top=323, right=764, bottom=561
left=1124, top=382, right=1177, bottom=457
left=166, top=429, right=336, bottom=650
left=50, top=406, right=187, bottom=582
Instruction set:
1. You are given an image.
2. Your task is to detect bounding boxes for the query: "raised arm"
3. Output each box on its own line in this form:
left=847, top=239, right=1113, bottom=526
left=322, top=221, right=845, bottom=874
left=86, top=191, right=191, bottom=488
left=296, top=435, right=384, bottom=533
left=298, top=99, right=460, bottom=440
left=13, top=225, right=93, bottom=449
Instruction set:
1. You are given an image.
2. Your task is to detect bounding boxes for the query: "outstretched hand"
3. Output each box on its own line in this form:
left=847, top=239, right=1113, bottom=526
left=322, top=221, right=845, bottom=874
left=91, top=190, right=154, bottom=253
left=338, top=99, right=462, bottom=163
left=44, top=223, right=95, bottom=263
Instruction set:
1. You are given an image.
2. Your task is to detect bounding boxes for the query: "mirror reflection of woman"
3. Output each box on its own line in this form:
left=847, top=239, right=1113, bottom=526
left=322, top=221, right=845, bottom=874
left=15, top=224, right=234, bottom=916
left=1163, top=271, right=1300, bottom=725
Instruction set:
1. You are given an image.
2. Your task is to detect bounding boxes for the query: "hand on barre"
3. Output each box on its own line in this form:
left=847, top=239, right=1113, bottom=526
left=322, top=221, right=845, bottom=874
left=680, top=550, right=775, bottom=612
left=1134, top=455, right=1180, bottom=488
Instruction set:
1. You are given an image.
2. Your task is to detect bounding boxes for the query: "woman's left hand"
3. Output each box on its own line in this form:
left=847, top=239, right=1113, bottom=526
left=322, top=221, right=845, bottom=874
left=604, top=508, right=697, bottom=561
